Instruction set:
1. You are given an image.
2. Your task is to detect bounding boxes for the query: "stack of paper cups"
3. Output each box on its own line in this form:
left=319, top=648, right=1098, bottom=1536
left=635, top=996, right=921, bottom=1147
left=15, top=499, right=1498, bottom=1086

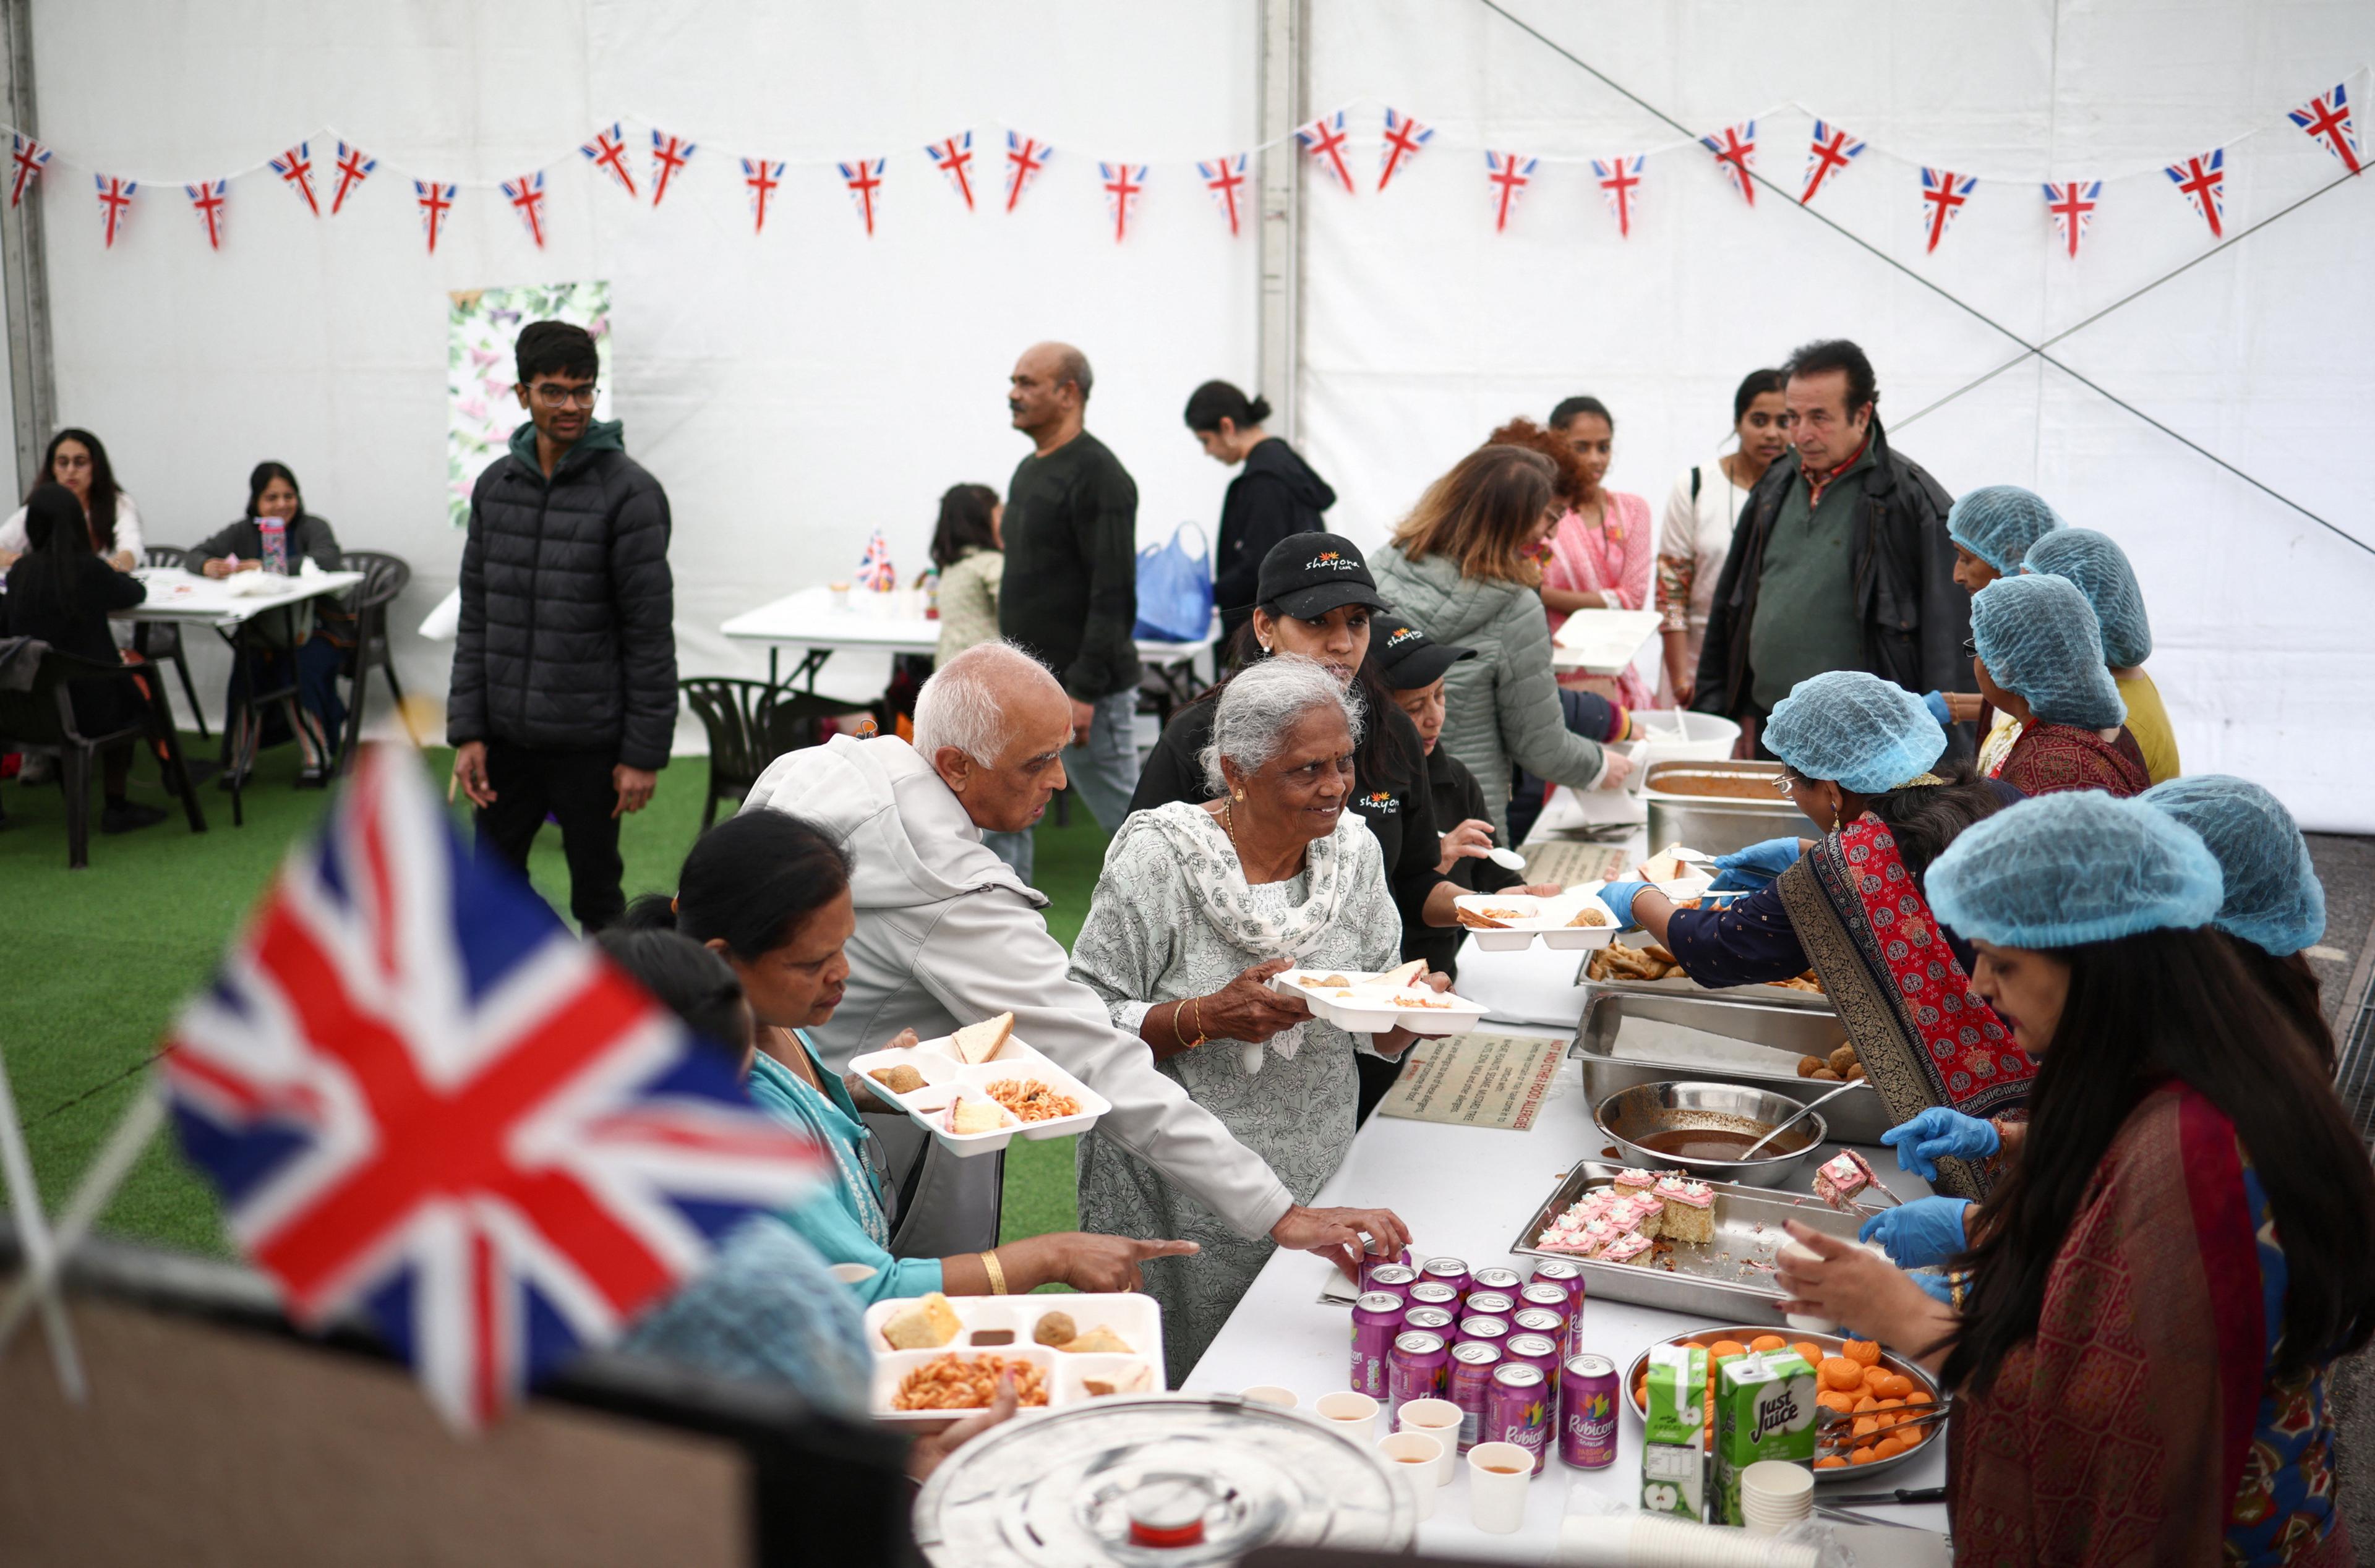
left=1555, top=1511, right=1819, bottom=1567
left=1737, top=1460, right=1815, bottom=1535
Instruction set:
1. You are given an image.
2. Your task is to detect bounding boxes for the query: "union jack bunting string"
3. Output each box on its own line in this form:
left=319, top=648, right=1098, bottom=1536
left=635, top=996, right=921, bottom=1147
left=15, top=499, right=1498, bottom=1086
left=185, top=179, right=228, bottom=251
left=580, top=122, right=638, bottom=199
left=269, top=142, right=320, bottom=217
left=857, top=530, right=897, bottom=590
left=1298, top=111, right=1357, bottom=194
left=414, top=181, right=455, bottom=255
left=502, top=171, right=549, bottom=249
left=1099, top=161, right=1147, bottom=244
left=1801, top=121, right=1865, bottom=205
left=1591, top=155, right=1644, bottom=238
left=1484, top=150, right=1535, bottom=233
left=2290, top=83, right=2363, bottom=174
left=2165, top=148, right=2225, bottom=238
left=840, top=158, right=885, bottom=236
left=329, top=142, right=375, bottom=216
left=1377, top=108, right=1433, bottom=193
left=1701, top=120, right=1757, bottom=207
left=1197, top=154, right=1248, bottom=236
left=94, top=175, right=135, bottom=249
left=2043, top=179, right=2100, bottom=258
left=648, top=129, right=696, bottom=208
left=1919, top=168, right=1977, bottom=253
left=160, top=746, right=829, bottom=1430
left=740, top=157, right=783, bottom=235
left=1004, top=132, right=1051, bottom=213
left=9, top=132, right=51, bottom=209
left=926, top=132, right=976, bottom=211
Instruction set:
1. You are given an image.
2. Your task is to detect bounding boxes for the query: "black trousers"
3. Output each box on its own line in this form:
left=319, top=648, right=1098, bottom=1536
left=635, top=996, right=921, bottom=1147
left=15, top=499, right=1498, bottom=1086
left=475, top=742, right=625, bottom=931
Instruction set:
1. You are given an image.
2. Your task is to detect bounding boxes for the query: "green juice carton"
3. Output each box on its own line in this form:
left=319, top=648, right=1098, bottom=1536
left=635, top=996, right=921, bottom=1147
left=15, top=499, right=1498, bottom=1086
left=1638, top=1342, right=1708, bottom=1522
left=1714, top=1349, right=1818, bottom=1525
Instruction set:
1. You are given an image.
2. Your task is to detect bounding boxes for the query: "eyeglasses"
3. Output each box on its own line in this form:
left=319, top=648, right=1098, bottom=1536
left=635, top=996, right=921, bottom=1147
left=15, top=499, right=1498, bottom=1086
left=1961, top=637, right=1978, bottom=657
left=1771, top=769, right=1803, bottom=796
left=528, top=381, right=599, bottom=407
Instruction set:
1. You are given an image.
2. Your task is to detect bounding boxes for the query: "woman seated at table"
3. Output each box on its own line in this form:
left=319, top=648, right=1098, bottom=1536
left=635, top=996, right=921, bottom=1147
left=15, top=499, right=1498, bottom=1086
left=1597, top=671, right=2029, bottom=1199
left=1075, top=657, right=1445, bottom=1376
left=1971, top=571, right=2149, bottom=798
left=1773, top=792, right=2373, bottom=1565
left=623, top=807, right=1196, bottom=1308
left=0, top=428, right=142, bottom=573
left=189, top=462, right=349, bottom=785
left=2022, top=527, right=2180, bottom=785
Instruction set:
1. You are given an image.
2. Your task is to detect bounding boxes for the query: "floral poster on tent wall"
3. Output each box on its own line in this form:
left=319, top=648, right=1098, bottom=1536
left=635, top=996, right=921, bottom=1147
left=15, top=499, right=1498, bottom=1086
left=445, top=279, right=614, bottom=528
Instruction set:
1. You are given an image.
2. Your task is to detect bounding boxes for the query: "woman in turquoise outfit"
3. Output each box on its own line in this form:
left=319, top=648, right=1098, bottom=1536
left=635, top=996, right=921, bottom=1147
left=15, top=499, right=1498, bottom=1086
left=626, top=809, right=1194, bottom=1305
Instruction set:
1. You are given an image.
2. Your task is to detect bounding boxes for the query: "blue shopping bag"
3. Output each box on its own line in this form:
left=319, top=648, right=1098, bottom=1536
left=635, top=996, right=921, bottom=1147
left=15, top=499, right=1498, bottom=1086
left=1133, top=521, right=1214, bottom=643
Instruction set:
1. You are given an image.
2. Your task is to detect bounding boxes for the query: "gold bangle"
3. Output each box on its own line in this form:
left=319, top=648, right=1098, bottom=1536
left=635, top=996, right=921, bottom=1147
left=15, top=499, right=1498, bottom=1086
left=980, top=1250, right=1008, bottom=1295
left=1171, top=1002, right=1193, bottom=1050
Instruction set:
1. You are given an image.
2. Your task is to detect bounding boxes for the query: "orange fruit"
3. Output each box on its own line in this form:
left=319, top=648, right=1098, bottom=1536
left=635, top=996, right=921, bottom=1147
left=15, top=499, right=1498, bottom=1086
left=1849, top=1446, right=1881, bottom=1465
left=1842, top=1338, right=1881, bottom=1366
left=1820, top=1357, right=1863, bottom=1391
left=1814, top=1455, right=1848, bottom=1470
left=1748, top=1334, right=1786, bottom=1353
left=1709, top=1339, right=1748, bottom=1361
left=1792, top=1340, right=1825, bottom=1368
left=1878, top=1373, right=1914, bottom=1400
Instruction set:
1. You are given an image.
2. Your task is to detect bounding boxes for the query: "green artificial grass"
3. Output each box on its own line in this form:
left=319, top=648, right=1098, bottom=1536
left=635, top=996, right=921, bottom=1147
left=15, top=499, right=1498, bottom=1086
left=0, top=738, right=1106, bottom=1258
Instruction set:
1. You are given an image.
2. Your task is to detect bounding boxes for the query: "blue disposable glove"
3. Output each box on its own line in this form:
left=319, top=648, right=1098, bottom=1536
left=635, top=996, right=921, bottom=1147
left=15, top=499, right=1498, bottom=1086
left=1598, top=880, right=1655, bottom=927
left=1881, top=1107, right=2001, bottom=1180
left=1911, top=1269, right=1959, bottom=1305
left=1859, top=1197, right=1973, bottom=1269
left=1708, top=837, right=1803, bottom=892
left=1922, top=689, right=1953, bottom=728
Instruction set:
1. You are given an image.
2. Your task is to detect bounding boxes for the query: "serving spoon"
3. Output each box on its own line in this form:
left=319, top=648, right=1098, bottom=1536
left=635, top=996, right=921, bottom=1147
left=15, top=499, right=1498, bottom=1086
left=1737, top=1079, right=1866, bottom=1161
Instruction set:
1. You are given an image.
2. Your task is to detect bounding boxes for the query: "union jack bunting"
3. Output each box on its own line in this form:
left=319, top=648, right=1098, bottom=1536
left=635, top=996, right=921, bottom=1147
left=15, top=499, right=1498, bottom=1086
left=1701, top=120, right=1757, bottom=207
left=857, top=529, right=897, bottom=591
left=2290, top=83, right=2363, bottom=174
left=2165, top=148, right=2225, bottom=239
left=1197, top=154, right=1249, bottom=236
left=1591, top=155, right=1644, bottom=238
left=186, top=179, right=229, bottom=251
left=1099, top=161, right=1147, bottom=244
left=9, top=132, right=51, bottom=208
left=925, top=132, right=977, bottom=211
left=270, top=142, right=321, bottom=216
left=1004, top=132, right=1052, bottom=213
left=503, top=172, right=550, bottom=249
left=740, top=157, right=784, bottom=236
left=94, top=176, right=136, bottom=249
left=1484, top=150, right=1536, bottom=233
left=1377, top=108, right=1433, bottom=193
left=161, top=746, right=828, bottom=1430
left=579, top=122, right=638, bottom=199
left=414, top=180, right=456, bottom=255
left=839, top=158, right=885, bottom=236
left=1297, top=111, right=1357, bottom=194
left=648, top=129, right=696, bottom=208
left=1919, top=167, right=1976, bottom=254
left=2043, top=180, right=2100, bottom=259
left=1801, top=121, right=1865, bottom=205
left=329, top=142, right=376, bottom=216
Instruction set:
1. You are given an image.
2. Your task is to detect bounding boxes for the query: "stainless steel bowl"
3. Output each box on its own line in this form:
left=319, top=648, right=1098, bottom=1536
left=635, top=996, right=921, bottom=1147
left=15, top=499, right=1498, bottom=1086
left=1591, top=1080, right=1826, bottom=1188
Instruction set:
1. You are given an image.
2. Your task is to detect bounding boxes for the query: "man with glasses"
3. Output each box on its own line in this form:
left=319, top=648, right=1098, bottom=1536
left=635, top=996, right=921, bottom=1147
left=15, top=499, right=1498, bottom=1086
left=449, top=320, right=675, bottom=930
left=1692, top=338, right=1973, bottom=755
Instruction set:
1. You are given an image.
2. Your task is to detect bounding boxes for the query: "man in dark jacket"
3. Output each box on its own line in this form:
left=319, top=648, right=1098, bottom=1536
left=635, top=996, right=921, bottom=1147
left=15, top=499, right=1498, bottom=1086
left=1184, top=380, right=1335, bottom=642
left=449, top=321, right=675, bottom=930
left=1693, top=338, right=1972, bottom=751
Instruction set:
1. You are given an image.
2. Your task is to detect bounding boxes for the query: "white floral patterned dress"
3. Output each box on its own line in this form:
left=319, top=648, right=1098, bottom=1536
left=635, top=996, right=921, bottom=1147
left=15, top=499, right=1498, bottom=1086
left=1069, top=801, right=1401, bottom=1380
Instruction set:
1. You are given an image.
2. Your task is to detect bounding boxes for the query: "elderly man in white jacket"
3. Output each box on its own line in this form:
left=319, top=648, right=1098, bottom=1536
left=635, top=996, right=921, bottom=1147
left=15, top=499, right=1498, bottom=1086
left=743, top=642, right=1410, bottom=1278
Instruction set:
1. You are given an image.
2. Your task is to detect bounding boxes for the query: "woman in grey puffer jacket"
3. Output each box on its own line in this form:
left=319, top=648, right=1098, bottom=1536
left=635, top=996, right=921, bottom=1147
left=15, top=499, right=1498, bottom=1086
left=1371, top=443, right=1636, bottom=838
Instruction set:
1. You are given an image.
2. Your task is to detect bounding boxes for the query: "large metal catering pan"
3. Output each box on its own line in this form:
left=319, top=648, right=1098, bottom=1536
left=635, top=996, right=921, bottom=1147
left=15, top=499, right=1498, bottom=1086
left=1572, top=991, right=1893, bottom=1146
left=1574, top=960, right=1840, bottom=1012
left=1641, top=759, right=1816, bottom=858
left=1510, top=1162, right=1864, bottom=1324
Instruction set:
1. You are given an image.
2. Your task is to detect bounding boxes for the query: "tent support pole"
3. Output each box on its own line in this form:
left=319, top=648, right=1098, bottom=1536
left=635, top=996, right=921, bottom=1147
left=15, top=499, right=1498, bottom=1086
left=0, top=0, right=53, bottom=496
left=1256, top=0, right=1306, bottom=443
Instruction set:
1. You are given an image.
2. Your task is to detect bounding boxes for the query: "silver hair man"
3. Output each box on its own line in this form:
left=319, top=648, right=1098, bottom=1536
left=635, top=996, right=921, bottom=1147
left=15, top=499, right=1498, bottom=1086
left=912, top=641, right=1057, bottom=764
left=1198, top=655, right=1365, bottom=795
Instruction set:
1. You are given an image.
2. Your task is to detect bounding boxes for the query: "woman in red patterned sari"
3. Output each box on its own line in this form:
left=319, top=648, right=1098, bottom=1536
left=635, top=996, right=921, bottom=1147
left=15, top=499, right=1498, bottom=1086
left=1773, top=793, right=2375, bottom=1566
left=1970, top=570, right=2149, bottom=798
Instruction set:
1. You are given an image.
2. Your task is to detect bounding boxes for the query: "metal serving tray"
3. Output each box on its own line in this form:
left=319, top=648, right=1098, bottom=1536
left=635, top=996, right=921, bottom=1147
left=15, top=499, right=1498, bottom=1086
left=1510, top=1162, right=1863, bottom=1324
left=1572, top=991, right=1893, bottom=1146
left=1641, top=759, right=1816, bottom=858
left=1573, top=960, right=1839, bottom=1013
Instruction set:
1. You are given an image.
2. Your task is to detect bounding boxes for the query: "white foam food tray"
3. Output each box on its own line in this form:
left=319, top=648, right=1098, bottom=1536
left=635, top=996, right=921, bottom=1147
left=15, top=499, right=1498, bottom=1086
left=1549, top=607, right=1663, bottom=676
left=863, top=1291, right=1165, bottom=1423
left=1269, top=968, right=1489, bottom=1035
left=1453, top=887, right=1624, bottom=952
left=847, top=1029, right=1110, bottom=1159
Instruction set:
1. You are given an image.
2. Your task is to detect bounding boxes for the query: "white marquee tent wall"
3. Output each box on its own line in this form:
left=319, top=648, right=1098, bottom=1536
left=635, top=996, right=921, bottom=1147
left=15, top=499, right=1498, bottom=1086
left=17, top=0, right=2375, bottom=827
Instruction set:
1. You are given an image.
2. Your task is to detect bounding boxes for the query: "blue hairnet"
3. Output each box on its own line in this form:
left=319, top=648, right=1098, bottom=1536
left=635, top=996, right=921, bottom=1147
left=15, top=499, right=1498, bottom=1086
left=1946, top=485, right=2064, bottom=575
left=1970, top=573, right=2126, bottom=729
left=1929, top=792, right=2224, bottom=948
left=2023, top=528, right=2152, bottom=668
left=2141, top=776, right=2326, bottom=955
left=1764, top=671, right=1947, bottom=795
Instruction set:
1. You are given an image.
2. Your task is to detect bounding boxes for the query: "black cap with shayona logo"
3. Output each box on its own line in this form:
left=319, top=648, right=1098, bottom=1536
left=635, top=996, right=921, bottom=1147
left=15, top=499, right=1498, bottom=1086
left=1254, top=532, right=1393, bottom=620
left=1369, top=611, right=1476, bottom=691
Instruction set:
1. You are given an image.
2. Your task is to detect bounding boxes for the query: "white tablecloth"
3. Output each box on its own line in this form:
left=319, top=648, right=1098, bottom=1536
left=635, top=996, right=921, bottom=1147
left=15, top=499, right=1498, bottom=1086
left=113, top=566, right=364, bottom=629
left=721, top=583, right=1215, bottom=669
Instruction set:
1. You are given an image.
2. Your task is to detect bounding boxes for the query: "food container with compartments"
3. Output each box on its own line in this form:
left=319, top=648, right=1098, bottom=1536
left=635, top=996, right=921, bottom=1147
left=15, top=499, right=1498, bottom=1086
left=1641, top=759, right=1817, bottom=858
left=847, top=1030, right=1110, bottom=1157
left=1269, top=968, right=1488, bottom=1034
left=1549, top=607, right=1664, bottom=675
left=1571, top=991, right=1889, bottom=1144
left=864, top=1292, right=1165, bottom=1423
left=1452, top=887, right=1622, bottom=952
left=1576, top=948, right=1838, bottom=1012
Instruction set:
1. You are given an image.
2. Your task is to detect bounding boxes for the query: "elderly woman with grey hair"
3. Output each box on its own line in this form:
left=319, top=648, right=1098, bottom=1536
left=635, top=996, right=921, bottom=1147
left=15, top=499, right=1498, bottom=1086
left=1070, top=655, right=1445, bottom=1374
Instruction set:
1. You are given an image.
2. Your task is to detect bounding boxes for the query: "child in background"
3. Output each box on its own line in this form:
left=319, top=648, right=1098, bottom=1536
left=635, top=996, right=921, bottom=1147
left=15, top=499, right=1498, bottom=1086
left=930, top=484, right=1004, bottom=665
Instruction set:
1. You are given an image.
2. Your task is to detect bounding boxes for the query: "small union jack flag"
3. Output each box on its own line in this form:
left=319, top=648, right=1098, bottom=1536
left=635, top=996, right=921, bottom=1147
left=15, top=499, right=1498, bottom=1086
left=580, top=122, right=638, bottom=199
left=9, top=132, right=51, bottom=209
left=1197, top=153, right=1249, bottom=237
left=857, top=529, right=897, bottom=592
left=1919, top=167, right=1976, bottom=254
left=1701, top=121, right=1757, bottom=207
left=270, top=142, right=321, bottom=216
left=740, top=157, right=784, bottom=236
left=839, top=158, right=885, bottom=236
left=1377, top=108, right=1433, bottom=193
left=1298, top=111, right=1357, bottom=194
left=503, top=172, right=550, bottom=249
left=1004, top=132, right=1053, bottom=213
left=1801, top=121, right=1864, bottom=205
left=161, top=746, right=828, bottom=1430
left=926, top=132, right=977, bottom=211
left=2165, top=148, right=2225, bottom=239
left=1591, top=155, right=1644, bottom=237
left=330, top=142, right=376, bottom=216
left=648, top=129, right=696, bottom=208
left=94, top=176, right=136, bottom=249
left=1100, top=161, right=1147, bottom=244
left=1484, top=150, right=1536, bottom=233
left=2290, top=83, right=2363, bottom=174
left=186, top=179, right=229, bottom=251
left=414, top=180, right=456, bottom=255
left=2043, top=180, right=2100, bottom=259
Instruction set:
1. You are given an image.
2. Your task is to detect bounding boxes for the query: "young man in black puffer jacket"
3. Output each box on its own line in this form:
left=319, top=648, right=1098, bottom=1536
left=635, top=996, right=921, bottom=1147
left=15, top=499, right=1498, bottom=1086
left=448, top=321, right=674, bottom=930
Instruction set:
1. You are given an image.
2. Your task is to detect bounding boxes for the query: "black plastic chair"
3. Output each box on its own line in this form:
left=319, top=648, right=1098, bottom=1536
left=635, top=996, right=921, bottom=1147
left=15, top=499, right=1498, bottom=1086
left=333, top=550, right=413, bottom=773
left=134, top=545, right=209, bottom=738
left=0, top=636, right=207, bottom=867
left=679, top=678, right=873, bottom=829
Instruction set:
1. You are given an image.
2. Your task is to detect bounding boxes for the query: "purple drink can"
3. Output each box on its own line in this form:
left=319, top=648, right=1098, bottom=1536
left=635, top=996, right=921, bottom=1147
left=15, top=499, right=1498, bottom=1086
left=1401, top=1305, right=1455, bottom=1337
left=1484, top=1361, right=1551, bottom=1474
left=1419, top=1256, right=1471, bottom=1313
left=1463, top=1290, right=1517, bottom=1321
left=1518, top=1282, right=1570, bottom=1319
left=1350, top=1291, right=1403, bottom=1399
left=1454, top=1313, right=1508, bottom=1348
left=1360, top=1246, right=1414, bottom=1293
left=1505, top=1332, right=1562, bottom=1399
left=1559, top=1353, right=1620, bottom=1470
left=1471, top=1266, right=1524, bottom=1295
left=1406, top=1280, right=1459, bottom=1314
left=1512, top=1307, right=1565, bottom=1342
left=1447, top=1340, right=1502, bottom=1452
left=1387, top=1330, right=1449, bottom=1424
left=1364, top=1264, right=1418, bottom=1310
left=1529, top=1258, right=1585, bottom=1311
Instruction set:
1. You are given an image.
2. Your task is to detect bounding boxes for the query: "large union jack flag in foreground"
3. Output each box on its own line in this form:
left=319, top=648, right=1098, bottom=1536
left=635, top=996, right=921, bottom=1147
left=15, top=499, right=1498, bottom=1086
left=161, top=746, right=826, bottom=1430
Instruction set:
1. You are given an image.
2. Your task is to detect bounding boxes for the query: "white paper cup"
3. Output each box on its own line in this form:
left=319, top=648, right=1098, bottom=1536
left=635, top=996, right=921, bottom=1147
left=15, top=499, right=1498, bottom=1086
left=1377, top=1430, right=1441, bottom=1521
left=1465, top=1441, right=1533, bottom=1533
left=1312, top=1390, right=1378, bottom=1446
left=1739, top=1460, right=1815, bottom=1535
left=1776, top=1242, right=1838, bottom=1334
left=1395, top=1397, right=1464, bottom=1486
left=1240, top=1385, right=1298, bottom=1408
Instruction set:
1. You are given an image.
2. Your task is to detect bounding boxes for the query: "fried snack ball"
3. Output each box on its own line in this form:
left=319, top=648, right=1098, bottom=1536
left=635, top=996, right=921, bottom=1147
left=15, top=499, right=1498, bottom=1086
left=1797, top=1055, right=1827, bottom=1079
left=1828, top=1044, right=1859, bottom=1076
left=1808, top=1068, right=1842, bottom=1081
left=1845, top=1062, right=1867, bottom=1081
left=1820, top=1357, right=1864, bottom=1392
left=1842, top=1338, right=1881, bottom=1366
left=1033, top=1311, right=1079, bottom=1347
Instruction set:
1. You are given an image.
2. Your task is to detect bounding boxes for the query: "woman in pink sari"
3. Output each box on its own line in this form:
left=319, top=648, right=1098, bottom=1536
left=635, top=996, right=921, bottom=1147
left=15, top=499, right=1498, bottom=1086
left=1531, top=397, right=1653, bottom=711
